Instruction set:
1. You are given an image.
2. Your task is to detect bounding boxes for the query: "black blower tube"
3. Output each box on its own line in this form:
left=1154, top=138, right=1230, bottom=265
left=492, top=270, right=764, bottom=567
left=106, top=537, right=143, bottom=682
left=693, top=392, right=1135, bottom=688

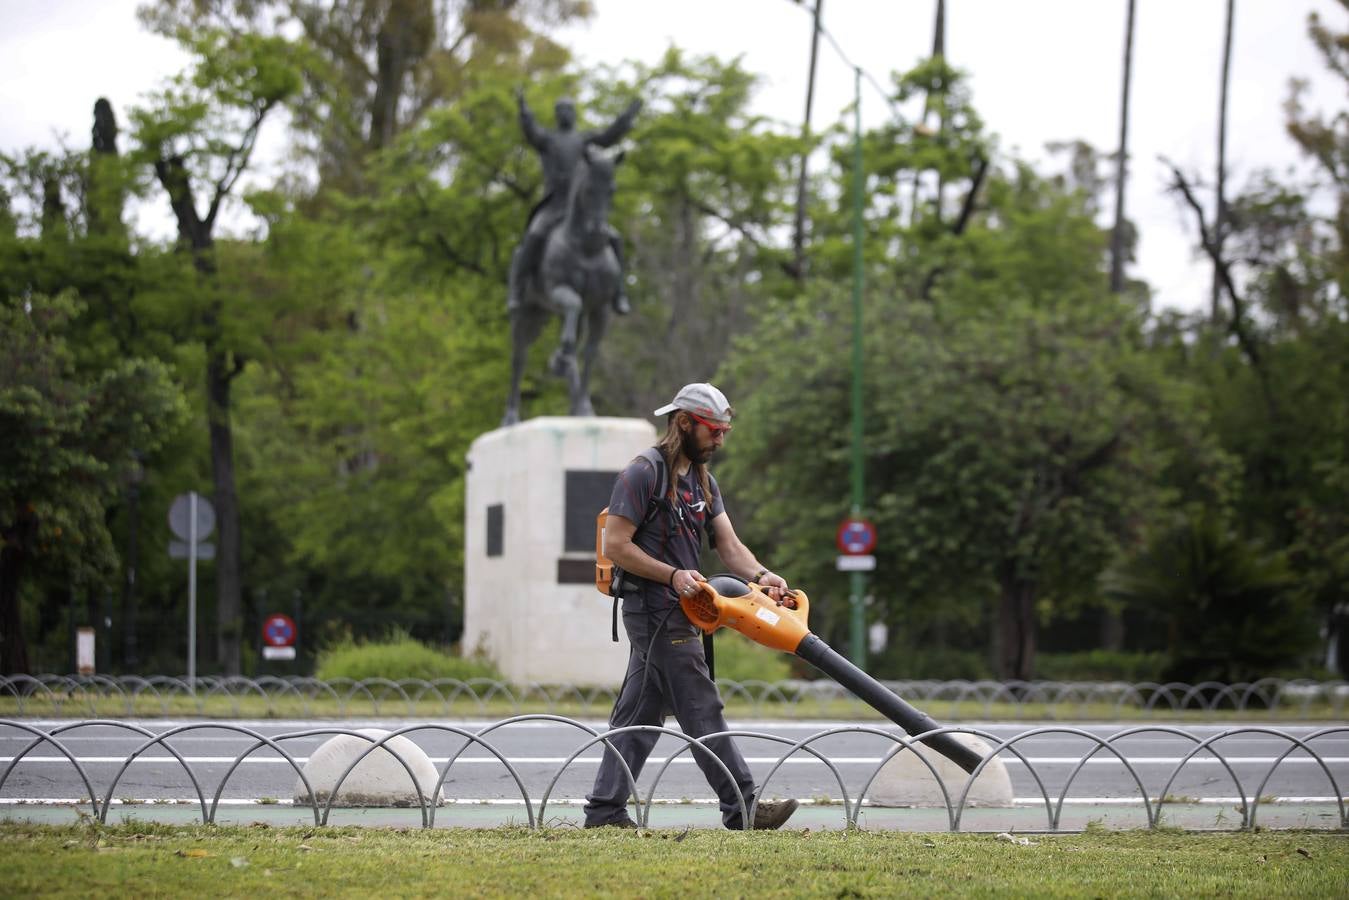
left=795, top=634, right=983, bottom=775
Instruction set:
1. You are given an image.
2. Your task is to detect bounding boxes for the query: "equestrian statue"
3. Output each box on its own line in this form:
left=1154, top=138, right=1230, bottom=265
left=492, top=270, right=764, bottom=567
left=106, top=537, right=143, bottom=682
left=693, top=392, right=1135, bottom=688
left=502, top=90, right=641, bottom=426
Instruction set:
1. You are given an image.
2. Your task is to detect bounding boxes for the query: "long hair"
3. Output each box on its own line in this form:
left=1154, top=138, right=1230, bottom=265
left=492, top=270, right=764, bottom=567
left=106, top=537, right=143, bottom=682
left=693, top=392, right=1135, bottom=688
left=656, top=412, right=718, bottom=503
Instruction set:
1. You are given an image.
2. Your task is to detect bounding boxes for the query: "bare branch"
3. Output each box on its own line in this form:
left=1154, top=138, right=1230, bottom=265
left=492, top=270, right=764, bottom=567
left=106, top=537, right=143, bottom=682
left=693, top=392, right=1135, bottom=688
left=1164, top=157, right=1279, bottom=418
left=1162, top=159, right=1260, bottom=366
left=207, top=99, right=276, bottom=230
left=409, top=184, right=486, bottom=275
left=918, top=152, right=989, bottom=301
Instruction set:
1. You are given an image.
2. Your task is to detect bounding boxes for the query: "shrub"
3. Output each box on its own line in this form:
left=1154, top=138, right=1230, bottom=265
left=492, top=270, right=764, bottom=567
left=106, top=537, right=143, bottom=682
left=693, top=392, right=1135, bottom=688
left=1034, top=650, right=1166, bottom=682
left=868, top=646, right=994, bottom=681
left=1104, top=512, right=1315, bottom=683
left=315, top=628, right=501, bottom=682
left=711, top=630, right=792, bottom=683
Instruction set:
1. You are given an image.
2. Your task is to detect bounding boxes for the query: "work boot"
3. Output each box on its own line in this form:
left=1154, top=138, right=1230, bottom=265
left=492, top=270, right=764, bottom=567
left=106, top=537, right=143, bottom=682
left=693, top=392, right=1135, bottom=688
left=613, top=291, right=632, bottom=315
left=751, top=799, right=800, bottom=830
left=585, top=814, right=639, bottom=829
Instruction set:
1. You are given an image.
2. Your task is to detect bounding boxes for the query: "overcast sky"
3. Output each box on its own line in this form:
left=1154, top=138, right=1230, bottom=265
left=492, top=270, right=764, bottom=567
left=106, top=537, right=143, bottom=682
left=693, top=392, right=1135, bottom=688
left=2, top=0, right=1341, bottom=313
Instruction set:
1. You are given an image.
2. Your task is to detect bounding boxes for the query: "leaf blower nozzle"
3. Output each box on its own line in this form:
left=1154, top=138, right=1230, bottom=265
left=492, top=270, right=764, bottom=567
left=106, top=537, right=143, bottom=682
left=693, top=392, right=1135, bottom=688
left=683, top=577, right=983, bottom=775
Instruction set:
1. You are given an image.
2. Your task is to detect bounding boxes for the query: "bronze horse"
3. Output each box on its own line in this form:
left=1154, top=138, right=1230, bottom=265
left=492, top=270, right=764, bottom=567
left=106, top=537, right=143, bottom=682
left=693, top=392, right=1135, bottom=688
left=502, top=146, right=625, bottom=426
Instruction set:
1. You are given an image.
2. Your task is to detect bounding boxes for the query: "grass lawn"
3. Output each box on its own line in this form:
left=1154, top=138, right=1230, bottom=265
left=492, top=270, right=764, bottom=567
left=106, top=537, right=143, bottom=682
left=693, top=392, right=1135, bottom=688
left=0, top=822, right=1344, bottom=898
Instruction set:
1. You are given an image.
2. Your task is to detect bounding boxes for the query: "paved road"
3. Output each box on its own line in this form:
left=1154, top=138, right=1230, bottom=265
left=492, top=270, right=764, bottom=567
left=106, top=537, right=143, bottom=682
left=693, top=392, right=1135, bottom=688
left=3, top=719, right=1344, bottom=815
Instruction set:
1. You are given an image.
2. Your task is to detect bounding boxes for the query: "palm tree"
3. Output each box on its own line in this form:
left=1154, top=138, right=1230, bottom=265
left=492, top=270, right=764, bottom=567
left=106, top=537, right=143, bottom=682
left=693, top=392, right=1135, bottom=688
left=1213, top=0, right=1237, bottom=323
left=1103, top=513, right=1310, bottom=683
left=1109, top=0, right=1137, bottom=294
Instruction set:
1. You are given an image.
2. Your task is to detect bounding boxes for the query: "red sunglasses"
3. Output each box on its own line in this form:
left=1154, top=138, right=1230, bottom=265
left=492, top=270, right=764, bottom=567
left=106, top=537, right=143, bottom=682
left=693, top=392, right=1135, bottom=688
left=687, top=411, right=732, bottom=437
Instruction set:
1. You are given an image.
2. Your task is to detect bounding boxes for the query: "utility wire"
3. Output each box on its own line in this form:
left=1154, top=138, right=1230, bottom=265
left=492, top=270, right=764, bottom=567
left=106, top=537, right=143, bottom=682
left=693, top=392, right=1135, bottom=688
left=783, top=0, right=909, bottom=122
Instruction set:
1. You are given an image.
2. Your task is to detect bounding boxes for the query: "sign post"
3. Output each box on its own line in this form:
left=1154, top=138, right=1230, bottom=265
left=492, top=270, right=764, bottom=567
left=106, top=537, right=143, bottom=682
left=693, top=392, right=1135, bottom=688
left=169, top=492, right=216, bottom=691
left=189, top=492, right=196, bottom=691
left=848, top=65, right=868, bottom=667
left=838, top=516, right=876, bottom=666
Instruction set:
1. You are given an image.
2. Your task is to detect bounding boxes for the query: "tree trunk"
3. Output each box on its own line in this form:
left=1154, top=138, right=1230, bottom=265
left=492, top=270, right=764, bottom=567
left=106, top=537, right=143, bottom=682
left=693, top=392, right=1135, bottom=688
left=121, top=478, right=140, bottom=670
left=154, top=151, right=247, bottom=678
left=997, top=576, right=1037, bottom=682
left=208, top=350, right=243, bottom=676
left=369, top=0, right=435, bottom=152
left=0, top=542, right=30, bottom=675
left=1100, top=607, right=1125, bottom=651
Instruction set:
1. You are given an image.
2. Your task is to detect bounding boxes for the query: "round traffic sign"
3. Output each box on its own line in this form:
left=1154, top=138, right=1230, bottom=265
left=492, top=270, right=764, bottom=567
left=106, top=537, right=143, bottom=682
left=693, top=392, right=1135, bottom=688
left=262, top=613, right=297, bottom=648
left=836, top=518, right=877, bottom=555
left=168, top=492, right=216, bottom=541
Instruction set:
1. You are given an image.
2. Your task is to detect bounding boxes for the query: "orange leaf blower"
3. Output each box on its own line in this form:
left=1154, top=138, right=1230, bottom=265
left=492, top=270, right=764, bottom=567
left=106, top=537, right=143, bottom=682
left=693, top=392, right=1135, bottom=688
left=682, top=576, right=983, bottom=775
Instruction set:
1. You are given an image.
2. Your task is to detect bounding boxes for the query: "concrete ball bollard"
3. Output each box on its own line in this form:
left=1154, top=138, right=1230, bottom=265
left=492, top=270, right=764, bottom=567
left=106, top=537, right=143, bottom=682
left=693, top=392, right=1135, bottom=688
left=294, top=729, right=444, bottom=807
left=866, top=734, right=1013, bottom=808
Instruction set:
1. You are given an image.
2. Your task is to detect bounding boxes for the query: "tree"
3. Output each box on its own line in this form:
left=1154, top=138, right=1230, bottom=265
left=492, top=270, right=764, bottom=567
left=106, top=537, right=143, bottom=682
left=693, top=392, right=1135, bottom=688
left=0, top=294, right=183, bottom=674
left=721, top=156, right=1216, bottom=681
left=223, top=50, right=800, bottom=645
left=1159, top=1, right=1348, bottom=672
left=1212, top=0, right=1236, bottom=322
left=1109, top=0, right=1136, bottom=294
left=129, top=27, right=302, bottom=674
left=588, top=50, right=801, bottom=417
left=140, top=0, right=593, bottom=196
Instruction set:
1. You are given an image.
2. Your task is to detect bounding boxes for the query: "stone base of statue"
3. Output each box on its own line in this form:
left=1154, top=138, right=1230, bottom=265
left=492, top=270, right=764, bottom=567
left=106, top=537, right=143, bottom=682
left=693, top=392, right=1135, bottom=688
left=463, top=417, right=658, bottom=685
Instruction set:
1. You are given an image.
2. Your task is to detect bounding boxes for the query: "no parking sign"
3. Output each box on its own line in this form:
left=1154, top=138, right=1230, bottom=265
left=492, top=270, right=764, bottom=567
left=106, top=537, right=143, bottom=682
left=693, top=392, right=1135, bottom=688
left=836, top=518, right=877, bottom=555
left=262, top=613, right=297, bottom=660
left=836, top=517, right=877, bottom=572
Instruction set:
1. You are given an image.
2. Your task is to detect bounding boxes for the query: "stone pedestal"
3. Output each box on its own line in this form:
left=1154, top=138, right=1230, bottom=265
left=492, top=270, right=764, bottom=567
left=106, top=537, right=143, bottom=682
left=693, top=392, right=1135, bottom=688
left=463, top=417, right=657, bottom=685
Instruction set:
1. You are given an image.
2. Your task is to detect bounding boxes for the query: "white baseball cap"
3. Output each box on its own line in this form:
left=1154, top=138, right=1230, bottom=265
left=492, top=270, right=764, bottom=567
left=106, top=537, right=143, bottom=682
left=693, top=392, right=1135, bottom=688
left=653, top=382, right=733, bottom=424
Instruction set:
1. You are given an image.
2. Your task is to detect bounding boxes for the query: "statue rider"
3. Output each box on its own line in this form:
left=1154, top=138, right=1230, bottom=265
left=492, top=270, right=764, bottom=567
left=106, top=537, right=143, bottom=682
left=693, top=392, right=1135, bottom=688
left=508, top=89, right=642, bottom=316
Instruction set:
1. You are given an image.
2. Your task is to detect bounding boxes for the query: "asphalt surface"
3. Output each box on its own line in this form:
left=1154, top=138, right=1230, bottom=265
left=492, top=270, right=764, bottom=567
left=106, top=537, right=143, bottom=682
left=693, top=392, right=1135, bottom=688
left=2, top=719, right=1344, bottom=831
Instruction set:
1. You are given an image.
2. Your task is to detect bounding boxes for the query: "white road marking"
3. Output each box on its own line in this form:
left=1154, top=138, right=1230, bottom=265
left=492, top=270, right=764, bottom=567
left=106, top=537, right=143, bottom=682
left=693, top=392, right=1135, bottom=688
left=0, top=796, right=1342, bottom=806
left=3, top=755, right=1347, bottom=765
left=14, top=719, right=1346, bottom=732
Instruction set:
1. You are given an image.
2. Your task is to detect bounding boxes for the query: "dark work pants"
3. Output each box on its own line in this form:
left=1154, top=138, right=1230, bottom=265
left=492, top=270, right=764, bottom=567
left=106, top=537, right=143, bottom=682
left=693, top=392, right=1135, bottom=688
left=584, top=605, right=757, bottom=828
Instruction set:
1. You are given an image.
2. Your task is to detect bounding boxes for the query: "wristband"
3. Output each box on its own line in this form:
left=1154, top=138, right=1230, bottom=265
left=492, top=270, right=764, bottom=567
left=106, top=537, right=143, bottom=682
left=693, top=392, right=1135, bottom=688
left=668, top=568, right=679, bottom=587
left=754, top=568, right=769, bottom=582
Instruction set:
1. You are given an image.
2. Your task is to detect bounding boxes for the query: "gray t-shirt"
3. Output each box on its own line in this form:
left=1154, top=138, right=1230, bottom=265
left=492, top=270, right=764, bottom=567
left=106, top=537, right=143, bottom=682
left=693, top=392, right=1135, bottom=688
left=608, top=450, right=725, bottom=610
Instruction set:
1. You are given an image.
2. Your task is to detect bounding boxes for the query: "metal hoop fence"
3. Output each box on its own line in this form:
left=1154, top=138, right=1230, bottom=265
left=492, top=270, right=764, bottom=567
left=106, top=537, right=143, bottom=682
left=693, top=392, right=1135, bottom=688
left=0, top=719, right=1343, bottom=833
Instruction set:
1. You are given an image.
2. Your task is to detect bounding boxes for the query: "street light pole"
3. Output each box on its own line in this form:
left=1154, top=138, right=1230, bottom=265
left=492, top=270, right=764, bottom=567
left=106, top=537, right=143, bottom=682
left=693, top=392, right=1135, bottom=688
left=849, top=66, right=867, bottom=667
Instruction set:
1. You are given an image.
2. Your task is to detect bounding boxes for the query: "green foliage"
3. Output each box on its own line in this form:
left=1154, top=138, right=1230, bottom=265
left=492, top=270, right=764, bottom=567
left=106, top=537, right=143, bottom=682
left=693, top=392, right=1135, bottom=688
left=720, top=160, right=1214, bottom=674
left=1104, top=513, right=1315, bottom=683
left=2, top=7, right=1342, bottom=685
left=711, top=630, right=791, bottom=684
left=586, top=50, right=802, bottom=416
left=869, top=646, right=993, bottom=682
left=0, top=293, right=186, bottom=583
left=1034, top=650, right=1167, bottom=683
left=315, top=628, right=500, bottom=682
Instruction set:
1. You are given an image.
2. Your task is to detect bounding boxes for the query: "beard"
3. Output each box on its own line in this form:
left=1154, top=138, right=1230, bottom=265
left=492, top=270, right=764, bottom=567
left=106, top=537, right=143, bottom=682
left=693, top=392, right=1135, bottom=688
left=680, top=427, right=714, bottom=465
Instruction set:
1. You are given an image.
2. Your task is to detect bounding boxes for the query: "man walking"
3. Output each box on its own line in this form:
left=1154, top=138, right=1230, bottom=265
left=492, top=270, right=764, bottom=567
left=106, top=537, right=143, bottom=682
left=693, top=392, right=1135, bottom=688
left=584, top=383, right=800, bottom=830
